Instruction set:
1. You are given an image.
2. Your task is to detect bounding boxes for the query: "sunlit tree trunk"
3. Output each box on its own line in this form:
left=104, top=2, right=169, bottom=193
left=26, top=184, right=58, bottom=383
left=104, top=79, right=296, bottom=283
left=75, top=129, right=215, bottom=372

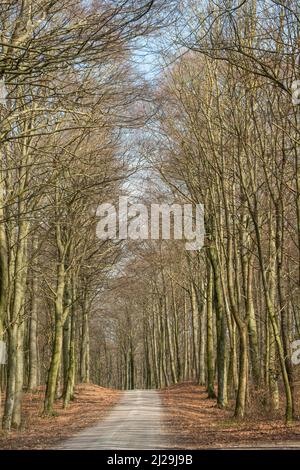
left=206, top=262, right=216, bottom=398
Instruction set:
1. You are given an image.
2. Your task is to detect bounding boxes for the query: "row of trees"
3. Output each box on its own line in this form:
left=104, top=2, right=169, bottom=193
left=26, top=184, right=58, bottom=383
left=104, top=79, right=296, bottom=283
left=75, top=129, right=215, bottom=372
left=0, top=0, right=166, bottom=430
left=94, top=0, right=300, bottom=423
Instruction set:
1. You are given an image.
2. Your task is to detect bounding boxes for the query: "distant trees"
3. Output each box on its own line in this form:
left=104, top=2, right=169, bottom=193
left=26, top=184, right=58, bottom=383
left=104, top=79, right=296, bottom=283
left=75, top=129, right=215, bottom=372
left=92, top=1, right=300, bottom=424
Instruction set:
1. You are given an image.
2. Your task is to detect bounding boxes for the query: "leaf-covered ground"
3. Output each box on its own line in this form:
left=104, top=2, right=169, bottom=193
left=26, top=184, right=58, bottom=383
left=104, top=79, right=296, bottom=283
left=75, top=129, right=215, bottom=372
left=0, top=384, right=120, bottom=450
left=2, top=382, right=300, bottom=449
left=161, top=382, right=300, bottom=448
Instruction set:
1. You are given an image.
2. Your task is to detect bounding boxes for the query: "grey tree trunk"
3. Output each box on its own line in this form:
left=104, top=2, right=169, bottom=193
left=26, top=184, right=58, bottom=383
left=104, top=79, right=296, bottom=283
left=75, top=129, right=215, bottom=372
left=28, top=243, right=38, bottom=391
left=80, top=308, right=90, bottom=383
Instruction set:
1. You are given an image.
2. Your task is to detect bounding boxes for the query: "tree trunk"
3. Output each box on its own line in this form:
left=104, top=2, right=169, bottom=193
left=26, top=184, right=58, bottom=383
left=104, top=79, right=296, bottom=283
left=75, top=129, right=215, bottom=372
left=44, top=257, right=66, bottom=414
left=80, top=308, right=90, bottom=383
left=64, top=306, right=76, bottom=407
left=208, top=246, right=228, bottom=408
left=234, top=326, right=248, bottom=419
left=28, top=255, right=38, bottom=391
left=12, top=321, right=25, bottom=428
left=206, top=263, right=216, bottom=398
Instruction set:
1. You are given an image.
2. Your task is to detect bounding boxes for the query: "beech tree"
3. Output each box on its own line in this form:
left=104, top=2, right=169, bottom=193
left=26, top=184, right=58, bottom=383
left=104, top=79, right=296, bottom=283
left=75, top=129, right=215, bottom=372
left=1, top=0, right=299, bottom=434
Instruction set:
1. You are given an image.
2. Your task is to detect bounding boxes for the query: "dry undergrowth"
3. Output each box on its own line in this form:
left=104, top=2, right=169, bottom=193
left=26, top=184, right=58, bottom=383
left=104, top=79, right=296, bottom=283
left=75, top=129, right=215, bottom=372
left=161, top=382, right=300, bottom=448
left=0, top=384, right=120, bottom=450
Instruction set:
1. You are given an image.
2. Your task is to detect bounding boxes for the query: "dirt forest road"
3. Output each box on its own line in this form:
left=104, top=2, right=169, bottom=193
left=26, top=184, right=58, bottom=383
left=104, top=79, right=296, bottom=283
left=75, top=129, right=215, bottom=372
left=56, top=390, right=169, bottom=450
left=55, top=385, right=300, bottom=450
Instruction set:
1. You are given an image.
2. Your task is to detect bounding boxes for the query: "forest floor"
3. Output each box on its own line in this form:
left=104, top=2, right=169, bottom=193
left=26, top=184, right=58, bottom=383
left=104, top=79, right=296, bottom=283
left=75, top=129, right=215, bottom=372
left=2, top=382, right=300, bottom=449
left=161, top=382, right=300, bottom=448
left=0, top=384, right=120, bottom=449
